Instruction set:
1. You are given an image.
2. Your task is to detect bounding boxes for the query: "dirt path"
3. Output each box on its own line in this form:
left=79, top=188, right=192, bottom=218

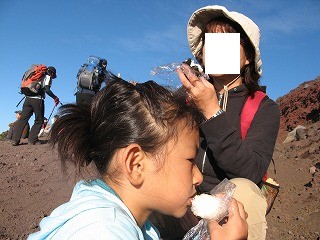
left=0, top=125, right=319, bottom=239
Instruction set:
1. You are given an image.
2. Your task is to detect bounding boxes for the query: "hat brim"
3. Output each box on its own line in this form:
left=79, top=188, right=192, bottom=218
left=187, top=5, right=262, bottom=76
left=187, top=6, right=237, bottom=61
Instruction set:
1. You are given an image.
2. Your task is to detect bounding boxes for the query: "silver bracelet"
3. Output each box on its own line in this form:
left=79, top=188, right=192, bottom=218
left=204, top=109, right=224, bottom=122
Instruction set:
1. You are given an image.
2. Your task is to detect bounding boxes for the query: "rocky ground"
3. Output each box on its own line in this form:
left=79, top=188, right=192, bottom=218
left=0, top=77, right=319, bottom=240
left=266, top=121, right=320, bottom=240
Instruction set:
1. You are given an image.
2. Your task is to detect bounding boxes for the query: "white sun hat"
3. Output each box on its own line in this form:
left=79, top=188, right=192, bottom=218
left=187, top=5, right=262, bottom=76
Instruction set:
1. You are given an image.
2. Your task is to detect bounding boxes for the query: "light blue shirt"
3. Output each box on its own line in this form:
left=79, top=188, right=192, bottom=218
left=28, top=179, right=160, bottom=239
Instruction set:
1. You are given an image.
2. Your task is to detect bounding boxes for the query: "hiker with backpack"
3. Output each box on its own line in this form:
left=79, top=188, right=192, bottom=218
left=11, top=66, right=60, bottom=146
left=75, top=56, right=109, bottom=108
left=152, top=5, right=280, bottom=240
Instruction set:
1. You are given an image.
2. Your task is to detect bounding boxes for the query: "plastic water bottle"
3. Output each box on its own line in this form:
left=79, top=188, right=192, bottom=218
left=150, top=62, right=183, bottom=90
left=150, top=60, right=207, bottom=90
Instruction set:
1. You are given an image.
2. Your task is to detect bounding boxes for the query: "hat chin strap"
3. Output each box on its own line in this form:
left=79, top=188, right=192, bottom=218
left=213, top=65, right=247, bottom=111
left=214, top=74, right=241, bottom=111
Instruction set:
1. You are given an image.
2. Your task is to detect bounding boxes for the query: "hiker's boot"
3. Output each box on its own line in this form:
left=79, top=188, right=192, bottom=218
left=29, top=140, right=44, bottom=145
left=11, top=141, right=20, bottom=146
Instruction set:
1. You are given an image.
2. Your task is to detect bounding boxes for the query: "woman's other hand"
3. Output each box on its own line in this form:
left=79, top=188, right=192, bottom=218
left=177, top=64, right=220, bottom=119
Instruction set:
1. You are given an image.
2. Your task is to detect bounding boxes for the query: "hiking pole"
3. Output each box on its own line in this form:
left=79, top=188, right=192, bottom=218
left=45, top=105, right=56, bottom=129
left=42, top=104, right=57, bottom=142
left=16, top=96, right=25, bottom=107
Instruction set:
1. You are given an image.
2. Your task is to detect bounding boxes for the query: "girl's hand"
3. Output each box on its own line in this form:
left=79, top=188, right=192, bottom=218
left=177, top=64, right=220, bottom=120
left=208, top=198, right=248, bottom=240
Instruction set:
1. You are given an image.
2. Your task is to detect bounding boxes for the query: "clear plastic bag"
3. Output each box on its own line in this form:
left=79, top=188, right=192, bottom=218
left=182, top=219, right=210, bottom=240
left=182, top=179, right=236, bottom=240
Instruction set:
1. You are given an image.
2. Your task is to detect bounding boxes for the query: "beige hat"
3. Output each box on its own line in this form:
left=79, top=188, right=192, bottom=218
left=187, top=5, right=262, bottom=76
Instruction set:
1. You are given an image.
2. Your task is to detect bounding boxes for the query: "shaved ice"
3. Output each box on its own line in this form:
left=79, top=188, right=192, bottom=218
left=191, top=194, right=224, bottom=220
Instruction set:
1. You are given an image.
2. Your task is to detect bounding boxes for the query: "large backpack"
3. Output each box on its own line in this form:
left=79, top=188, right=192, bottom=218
left=77, top=56, right=104, bottom=91
left=21, top=64, right=47, bottom=96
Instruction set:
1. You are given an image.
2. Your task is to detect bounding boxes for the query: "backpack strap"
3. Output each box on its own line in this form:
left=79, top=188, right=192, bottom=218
left=240, top=91, right=266, bottom=139
left=240, top=90, right=269, bottom=181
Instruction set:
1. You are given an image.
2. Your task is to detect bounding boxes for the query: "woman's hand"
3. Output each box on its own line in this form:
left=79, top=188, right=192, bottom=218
left=208, top=198, right=248, bottom=240
left=177, top=64, right=220, bottom=120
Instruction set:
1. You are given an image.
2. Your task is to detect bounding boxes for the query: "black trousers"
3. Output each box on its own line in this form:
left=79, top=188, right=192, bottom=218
left=75, top=92, right=95, bottom=109
left=7, top=124, right=29, bottom=140
left=12, top=97, right=44, bottom=143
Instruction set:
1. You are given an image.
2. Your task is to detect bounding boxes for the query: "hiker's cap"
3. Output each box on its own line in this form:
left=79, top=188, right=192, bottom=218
left=15, top=110, right=22, bottom=114
left=47, top=66, right=57, bottom=79
left=187, top=5, right=262, bottom=76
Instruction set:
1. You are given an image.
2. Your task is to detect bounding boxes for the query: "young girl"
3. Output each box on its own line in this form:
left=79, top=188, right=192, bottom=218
left=28, top=76, right=247, bottom=239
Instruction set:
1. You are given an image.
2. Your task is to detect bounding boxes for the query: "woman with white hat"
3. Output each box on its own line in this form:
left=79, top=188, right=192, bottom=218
left=177, top=5, right=280, bottom=240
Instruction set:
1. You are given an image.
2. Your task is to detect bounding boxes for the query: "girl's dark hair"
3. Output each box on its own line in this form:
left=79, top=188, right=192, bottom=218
left=50, top=74, right=201, bottom=176
left=200, top=17, right=260, bottom=96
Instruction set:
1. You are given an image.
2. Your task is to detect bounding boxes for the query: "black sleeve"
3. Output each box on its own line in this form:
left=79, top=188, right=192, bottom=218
left=99, top=69, right=109, bottom=83
left=44, top=85, right=57, bottom=99
left=200, top=97, right=280, bottom=184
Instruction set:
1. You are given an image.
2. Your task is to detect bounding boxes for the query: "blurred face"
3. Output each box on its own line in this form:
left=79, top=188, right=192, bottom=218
left=147, top=123, right=203, bottom=218
left=48, top=70, right=56, bottom=79
left=202, top=41, right=249, bottom=78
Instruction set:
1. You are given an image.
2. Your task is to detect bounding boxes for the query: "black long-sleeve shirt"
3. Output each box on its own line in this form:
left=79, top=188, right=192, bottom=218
left=196, top=84, right=280, bottom=193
